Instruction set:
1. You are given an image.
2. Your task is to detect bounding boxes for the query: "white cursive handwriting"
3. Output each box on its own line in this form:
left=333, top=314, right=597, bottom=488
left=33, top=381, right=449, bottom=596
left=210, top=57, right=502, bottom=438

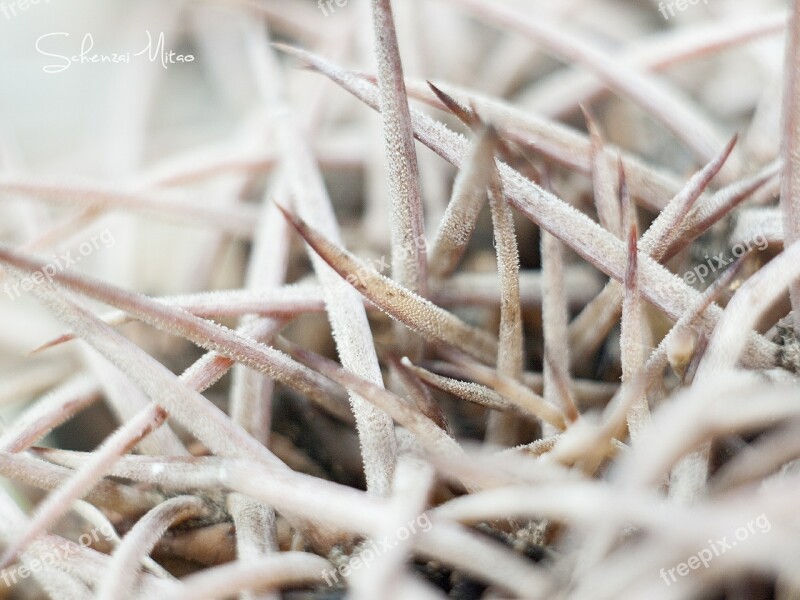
left=36, top=31, right=194, bottom=74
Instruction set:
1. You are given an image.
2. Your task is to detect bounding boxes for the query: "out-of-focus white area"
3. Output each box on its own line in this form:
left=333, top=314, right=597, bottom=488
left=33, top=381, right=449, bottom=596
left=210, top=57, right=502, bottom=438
left=0, top=0, right=260, bottom=176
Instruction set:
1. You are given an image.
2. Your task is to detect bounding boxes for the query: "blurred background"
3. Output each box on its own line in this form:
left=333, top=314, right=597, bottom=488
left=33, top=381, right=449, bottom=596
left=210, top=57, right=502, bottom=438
left=0, top=0, right=788, bottom=497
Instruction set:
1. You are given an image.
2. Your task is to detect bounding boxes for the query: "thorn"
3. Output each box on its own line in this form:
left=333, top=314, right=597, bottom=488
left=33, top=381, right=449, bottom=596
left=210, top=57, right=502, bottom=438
left=270, top=43, right=313, bottom=70
left=427, top=81, right=480, bottom=128
left=26, top=333, right=75, bottom=356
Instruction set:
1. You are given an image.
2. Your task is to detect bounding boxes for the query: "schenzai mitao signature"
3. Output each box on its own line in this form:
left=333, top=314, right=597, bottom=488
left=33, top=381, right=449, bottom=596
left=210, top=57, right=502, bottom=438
left=36, top=31, right=194, bottom=74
